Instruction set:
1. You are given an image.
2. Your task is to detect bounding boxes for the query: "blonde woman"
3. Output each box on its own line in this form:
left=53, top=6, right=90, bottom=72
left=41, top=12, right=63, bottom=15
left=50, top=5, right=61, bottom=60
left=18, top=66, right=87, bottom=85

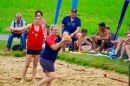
left=35, top=25, right=70, bottom=86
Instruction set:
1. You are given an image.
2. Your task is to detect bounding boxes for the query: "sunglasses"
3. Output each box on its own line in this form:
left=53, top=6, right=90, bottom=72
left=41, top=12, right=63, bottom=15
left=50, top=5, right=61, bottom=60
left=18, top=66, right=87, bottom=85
left=36, top=14, right=41, bottom=17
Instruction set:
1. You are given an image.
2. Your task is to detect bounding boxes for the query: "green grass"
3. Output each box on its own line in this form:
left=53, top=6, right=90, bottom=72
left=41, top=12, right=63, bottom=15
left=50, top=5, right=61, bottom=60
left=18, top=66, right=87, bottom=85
left=0, top=40, right=26, bottom=57
left=0, top=0, right=130, bottom=37
left=0, top=40, right=19, bottom=51
left=57, top=52, right=130, bottom=75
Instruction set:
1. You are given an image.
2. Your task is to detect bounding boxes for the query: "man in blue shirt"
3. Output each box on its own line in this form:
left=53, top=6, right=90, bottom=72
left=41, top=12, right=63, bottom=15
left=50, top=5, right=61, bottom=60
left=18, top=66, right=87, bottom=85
left=5, top=13, right=27, bottom=52
left=60, top=9, right=82, bottom=52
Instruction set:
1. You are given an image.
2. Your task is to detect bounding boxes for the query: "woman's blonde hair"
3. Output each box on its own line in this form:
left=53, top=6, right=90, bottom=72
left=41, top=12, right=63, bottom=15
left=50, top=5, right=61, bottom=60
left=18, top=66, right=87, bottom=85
left=50, top=25, right=58, bottom=31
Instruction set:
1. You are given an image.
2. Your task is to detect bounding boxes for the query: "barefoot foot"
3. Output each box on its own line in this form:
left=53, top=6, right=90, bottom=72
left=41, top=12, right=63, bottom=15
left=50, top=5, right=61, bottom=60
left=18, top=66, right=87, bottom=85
left=92, top=50, right=98, bottom=54
left=32, top=79, right=37, bottom=83
left=20, top=79, right=24, bottom=83
left=117, top=57, right=123, bottom=60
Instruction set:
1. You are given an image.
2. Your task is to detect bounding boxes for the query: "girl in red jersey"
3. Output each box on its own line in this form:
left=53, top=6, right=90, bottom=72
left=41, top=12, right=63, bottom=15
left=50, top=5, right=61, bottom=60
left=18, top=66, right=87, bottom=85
left=7, top=16, right=45, bottom=83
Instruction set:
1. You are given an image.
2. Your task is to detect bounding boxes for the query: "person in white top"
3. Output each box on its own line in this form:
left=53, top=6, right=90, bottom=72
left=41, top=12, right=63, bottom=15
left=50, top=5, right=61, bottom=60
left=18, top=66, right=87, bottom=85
left=5, top=13, right=27, bottom=52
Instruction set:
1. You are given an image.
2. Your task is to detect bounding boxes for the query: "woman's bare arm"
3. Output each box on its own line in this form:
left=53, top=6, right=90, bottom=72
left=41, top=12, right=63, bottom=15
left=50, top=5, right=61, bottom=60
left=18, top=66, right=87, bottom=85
left=42, top=24, right=46, bottom=39
left=7, top=24, right=31, bottom=32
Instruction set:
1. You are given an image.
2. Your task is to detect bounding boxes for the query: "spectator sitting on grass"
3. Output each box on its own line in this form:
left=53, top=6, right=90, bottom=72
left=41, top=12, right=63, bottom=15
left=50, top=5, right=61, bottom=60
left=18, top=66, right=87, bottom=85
left=110, top=34, right=130, bottom=59
left=124, top=44, right=130, bottom=62
left=45, top=25, right=50, bottom=37
left=105, top=26, right=119, bottom=45
left=91, top=22, right=112, bottom=54
left=5, top=13, right=27, bottom=52
left=123, top=24, right=130, bottom=62
left=75, top=29, right=92, bottom=51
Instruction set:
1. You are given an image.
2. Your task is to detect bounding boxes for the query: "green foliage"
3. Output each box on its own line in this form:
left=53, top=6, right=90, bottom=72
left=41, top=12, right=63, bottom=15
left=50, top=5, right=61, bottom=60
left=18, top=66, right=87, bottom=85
left=13, top=51, right=26, bottom=57
left=58, top=52, right=130, bottom=75
left=0, top=50, right=26, bottom=57
left=0, top=0, right=130, bottom=37
left=115, top=68, right=128, bottom=74
left=0, top=40, right=21, bottom=50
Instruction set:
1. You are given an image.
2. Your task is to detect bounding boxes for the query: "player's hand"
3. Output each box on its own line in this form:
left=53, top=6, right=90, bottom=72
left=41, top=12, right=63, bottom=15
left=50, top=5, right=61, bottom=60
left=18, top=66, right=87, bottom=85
left=127, top=34, right=130, bottom=37
left=6, top=27, right=15, bottom=32
left=6, top=27, right=11, bottom=31
left=122, top=39, right=125, bottom=42
left=91, top=35, right=97, bottom=39
left=62, top=35, right=71, bottom=42
left=122, top=38, right=128, bottom=43
left=91, top=36, right=94, bottom=39
left=61, top=37, right=66, bottom=42
left=61, top=37, right=69, bottom=43
left=96, top=36, right=100, bottom=39
left=94, top=35, right=98, bottom=39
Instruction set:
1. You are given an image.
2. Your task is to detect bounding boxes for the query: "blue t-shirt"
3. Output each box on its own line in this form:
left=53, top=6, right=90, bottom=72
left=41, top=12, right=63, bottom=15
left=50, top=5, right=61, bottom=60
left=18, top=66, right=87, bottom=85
left=62, top=16, right=81, bottom=34
left=41, top=35, right=61, bottom=63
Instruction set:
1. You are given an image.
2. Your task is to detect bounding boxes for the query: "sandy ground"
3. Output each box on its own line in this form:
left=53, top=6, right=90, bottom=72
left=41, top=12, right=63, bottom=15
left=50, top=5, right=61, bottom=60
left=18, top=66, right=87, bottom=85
left=0, top=56, right=128, bottom=86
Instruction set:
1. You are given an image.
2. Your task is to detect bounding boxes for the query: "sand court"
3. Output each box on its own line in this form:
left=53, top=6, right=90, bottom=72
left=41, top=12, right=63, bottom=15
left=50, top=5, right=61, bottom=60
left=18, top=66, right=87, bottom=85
left=0, top=56, right=128, bottom=86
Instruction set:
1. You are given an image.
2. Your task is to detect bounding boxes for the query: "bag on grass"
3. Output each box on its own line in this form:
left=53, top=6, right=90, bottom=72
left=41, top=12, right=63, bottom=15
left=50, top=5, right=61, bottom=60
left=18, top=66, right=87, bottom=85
left=12, top=44, right=23, bottom=51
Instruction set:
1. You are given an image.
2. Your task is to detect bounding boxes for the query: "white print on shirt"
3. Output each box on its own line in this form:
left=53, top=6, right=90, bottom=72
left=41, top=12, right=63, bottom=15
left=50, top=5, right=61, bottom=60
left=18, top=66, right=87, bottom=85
left=67, top=22, right=76, bottom=27
left=32, top=32, right=34, bottom=34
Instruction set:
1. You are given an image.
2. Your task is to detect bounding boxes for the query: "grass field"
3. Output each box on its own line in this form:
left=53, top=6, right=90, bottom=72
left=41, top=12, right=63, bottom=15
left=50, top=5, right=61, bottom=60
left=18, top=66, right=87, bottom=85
left=0, top=0, right=130, bottom=36
left=0, top=40, right=26, bottom=57
left=58, top=52, right=130, bottom=75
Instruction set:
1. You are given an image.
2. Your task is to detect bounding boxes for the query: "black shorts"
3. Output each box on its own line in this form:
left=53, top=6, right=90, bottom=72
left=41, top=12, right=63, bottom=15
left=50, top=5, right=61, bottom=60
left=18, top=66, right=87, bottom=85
left=40, top=58, right=55, bottom=72
left=97, top=39, right=113, bottom=49
left=27, top=49, right=42, bottom=55
left=72, top=34, right=77, bottom=41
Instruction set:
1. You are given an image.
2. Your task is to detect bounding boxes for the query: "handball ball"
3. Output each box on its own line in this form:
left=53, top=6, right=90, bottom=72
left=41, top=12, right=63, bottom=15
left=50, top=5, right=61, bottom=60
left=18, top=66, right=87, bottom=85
left=63, top=35, right=71, bottom=41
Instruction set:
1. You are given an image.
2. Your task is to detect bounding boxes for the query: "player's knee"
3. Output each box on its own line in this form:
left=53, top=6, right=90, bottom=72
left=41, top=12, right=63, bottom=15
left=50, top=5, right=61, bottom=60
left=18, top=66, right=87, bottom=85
left=48, top=76, right=55, bottom=81
left=122, top=42, right=126, bottom=46
left=102, top=40, right=105, bottom=43
left=33, top=63, right=38, bottom=67
left=63, top=31, right=69, bottom=35
left=25, top=64, right=30, bottom=68
left=77, top=33, right=82, bottom=37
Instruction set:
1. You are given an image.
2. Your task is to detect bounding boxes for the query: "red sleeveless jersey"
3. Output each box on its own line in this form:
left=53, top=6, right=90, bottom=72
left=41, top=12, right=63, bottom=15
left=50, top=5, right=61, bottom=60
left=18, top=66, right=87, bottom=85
left=27, top=24, right=44, bottom=50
